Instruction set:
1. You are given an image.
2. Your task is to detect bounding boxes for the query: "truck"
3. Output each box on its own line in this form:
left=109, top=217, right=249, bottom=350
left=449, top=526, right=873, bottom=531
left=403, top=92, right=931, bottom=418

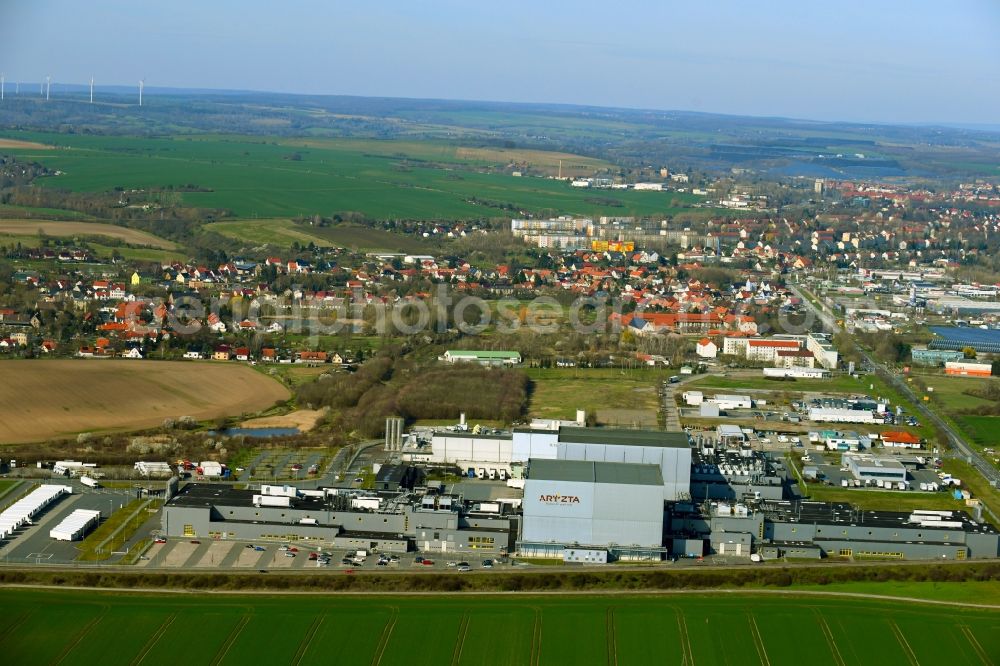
left=80, top=475, right=100, bottom=489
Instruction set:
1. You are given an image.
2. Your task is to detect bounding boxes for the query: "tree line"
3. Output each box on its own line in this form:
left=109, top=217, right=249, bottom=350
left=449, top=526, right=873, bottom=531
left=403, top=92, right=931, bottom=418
left=296, top=349, right=528, bottom=437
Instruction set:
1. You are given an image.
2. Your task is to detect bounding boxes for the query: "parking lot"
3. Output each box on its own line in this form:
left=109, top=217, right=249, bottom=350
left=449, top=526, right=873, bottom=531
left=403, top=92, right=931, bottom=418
left=0, top=484, right=136, bottom=565
left=132, top=537, right=509, bottom=572
left=239, top=450, right=327, bottom=483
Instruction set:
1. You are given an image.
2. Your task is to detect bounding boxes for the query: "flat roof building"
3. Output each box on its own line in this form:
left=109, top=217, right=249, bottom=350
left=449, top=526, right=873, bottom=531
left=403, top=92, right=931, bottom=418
left=844, top=454, right=907, bottom=484
left=440, top=350, right=521, bottom=366
left=520, top=459, right=666, bottom=560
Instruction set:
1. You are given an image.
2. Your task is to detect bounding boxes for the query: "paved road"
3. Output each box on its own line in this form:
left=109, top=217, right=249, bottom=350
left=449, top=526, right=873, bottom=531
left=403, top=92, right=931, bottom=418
left=791, top=284, right=1000, bottom=520
left=660, top=374, right=703, bottom=430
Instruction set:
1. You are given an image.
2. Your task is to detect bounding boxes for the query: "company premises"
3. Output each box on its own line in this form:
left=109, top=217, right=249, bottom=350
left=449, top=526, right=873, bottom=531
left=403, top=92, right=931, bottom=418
left=161, top=421, right=1000, bottom=563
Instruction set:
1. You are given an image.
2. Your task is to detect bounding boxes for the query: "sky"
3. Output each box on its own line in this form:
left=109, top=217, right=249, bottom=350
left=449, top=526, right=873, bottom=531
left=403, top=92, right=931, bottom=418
left=1, top=0, right=999, bottom=125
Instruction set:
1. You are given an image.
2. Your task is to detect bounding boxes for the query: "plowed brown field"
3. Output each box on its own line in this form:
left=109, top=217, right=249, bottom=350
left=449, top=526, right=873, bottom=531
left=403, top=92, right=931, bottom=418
left=0, top=360, right=290, bottom=443
left=0, top=219, right=176, bottom=248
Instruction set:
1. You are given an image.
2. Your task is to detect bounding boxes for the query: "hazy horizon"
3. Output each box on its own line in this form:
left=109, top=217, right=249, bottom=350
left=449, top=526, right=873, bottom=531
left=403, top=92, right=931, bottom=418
left=2, top=0, right=999, bottom=126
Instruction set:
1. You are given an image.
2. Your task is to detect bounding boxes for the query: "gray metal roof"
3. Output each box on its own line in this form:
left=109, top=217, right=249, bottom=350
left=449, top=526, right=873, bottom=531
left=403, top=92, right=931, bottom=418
left=557, top=426, right=690, bottom=449
left=528, top=459, right=663, bottom=486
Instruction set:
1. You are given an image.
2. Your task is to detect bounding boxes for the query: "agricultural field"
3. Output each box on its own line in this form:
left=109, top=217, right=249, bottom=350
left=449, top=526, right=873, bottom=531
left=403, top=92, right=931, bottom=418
left=209, top=218, right=435, bottom=253
left=0, top=219, right=177, bottom=249
left=957, top=415, right=1000, bottom=448
left=907, top=371, right=1000, bottom=413
left=0, top=137, right=54, bottom=150
left=526, top=367, right=668, bottom=426
left=0, top=131, right=710, bottom=220
left=275, top=136, right=614, bottom=178
left=0, top=359, right=290, bottom=443
left=0, top=588, right=997, bottom=666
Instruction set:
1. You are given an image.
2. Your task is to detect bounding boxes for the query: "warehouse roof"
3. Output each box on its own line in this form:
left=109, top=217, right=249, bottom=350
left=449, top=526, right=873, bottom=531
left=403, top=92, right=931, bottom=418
left=762, top=500, right=996, bottom=533
left=444, top=350, right=521, bottom=359
left=166, top=483, right=329, bottom=510
left=527, top=459, right=663, bottom=486
left=557, top=426, right=689, bottom=449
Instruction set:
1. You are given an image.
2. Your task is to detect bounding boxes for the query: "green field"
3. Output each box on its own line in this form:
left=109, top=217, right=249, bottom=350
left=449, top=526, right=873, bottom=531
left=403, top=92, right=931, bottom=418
left=908, top=372, right=1000, bottom=411
left=958, top=415, right=1000, bottom=448
left=210, top=218, right=435, bottom=253
left=0, top=588, right=996, bottom=665
left=0, top=478, right=22, bottom=502
left=526, top=367, right=669, bottom=425
left=1, top=131, right=710, bottom=220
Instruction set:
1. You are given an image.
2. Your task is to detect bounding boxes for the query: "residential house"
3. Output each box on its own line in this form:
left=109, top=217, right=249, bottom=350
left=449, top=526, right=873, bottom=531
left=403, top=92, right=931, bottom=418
left=696, top=338, right=718, bottom=359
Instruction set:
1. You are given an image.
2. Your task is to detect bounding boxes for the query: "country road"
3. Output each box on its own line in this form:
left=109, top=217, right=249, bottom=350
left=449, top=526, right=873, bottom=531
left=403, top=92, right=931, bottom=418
left=790, top=283, right=1000, bottom=523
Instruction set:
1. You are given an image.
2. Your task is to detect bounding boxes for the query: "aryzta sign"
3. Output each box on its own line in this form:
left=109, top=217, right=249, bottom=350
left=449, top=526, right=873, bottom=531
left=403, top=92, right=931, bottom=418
left=538, top=493, right=581, bottom=505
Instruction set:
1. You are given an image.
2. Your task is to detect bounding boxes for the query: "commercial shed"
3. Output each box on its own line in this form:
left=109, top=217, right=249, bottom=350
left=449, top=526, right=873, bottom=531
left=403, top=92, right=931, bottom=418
left=50, top=509, right=102, bottom=541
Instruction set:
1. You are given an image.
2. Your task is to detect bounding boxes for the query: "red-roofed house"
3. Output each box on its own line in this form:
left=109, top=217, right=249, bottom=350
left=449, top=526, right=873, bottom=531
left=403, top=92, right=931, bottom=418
left=747, top=338, right=802, bottom=362
left=881, top=431, right=922, bottom=449
left=696, top=337, right=718, bottom=359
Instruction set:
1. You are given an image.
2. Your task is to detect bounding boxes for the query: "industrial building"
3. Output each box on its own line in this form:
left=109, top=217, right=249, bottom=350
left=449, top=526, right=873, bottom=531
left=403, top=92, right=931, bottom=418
left=808, top=407, right=883, bottom=425
left=910, top=347, right=964, bottom=366
left=944, top=360, right=993, bottom=377
left=928, top=326, right=1000, bottom=354
left=0, top=485, right=72, bottom=541
left=519, top=459, right=666, bottom=561
left=689, top=438, right=788, bottom=502
left=843, top=454, right=907, bottom=486
left=762, top=367, right=830, bottom=379
left=161, top=483, right=514, bottom=555
left=406, top=425, right=692, bottom=501
left=50, top=509, right=101, bottom=541
left=670, top=500, right=1000, bottom=560
left=682, top=391, right=753, bottom=410
left=439, top=350, right=522, bottom=366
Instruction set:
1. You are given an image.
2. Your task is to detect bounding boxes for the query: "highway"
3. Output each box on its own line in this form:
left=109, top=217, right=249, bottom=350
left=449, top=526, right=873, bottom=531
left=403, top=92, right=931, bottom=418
left=790, top=284, right=1000, bottom=520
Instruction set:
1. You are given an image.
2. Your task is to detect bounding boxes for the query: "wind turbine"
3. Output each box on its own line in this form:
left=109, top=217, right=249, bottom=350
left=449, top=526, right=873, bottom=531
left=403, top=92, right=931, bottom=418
left=138, top=79, right=144, bottom=107
left=45, top=75, right=51, bottom=100
left=90, top=76, right=94, bottom=104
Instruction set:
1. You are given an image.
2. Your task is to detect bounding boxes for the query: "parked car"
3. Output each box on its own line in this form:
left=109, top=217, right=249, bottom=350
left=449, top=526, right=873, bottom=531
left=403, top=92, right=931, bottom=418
left=154, top=538, right=167, bottom=544
left=457, top=565, right=471, bottom=572
left=421, top=559, right=435, bottom=566
left=190, top=540, right=201, bottom=544
left=254, top=546, right=266, bottom=551
left=481, top=559, right=493, bottom=568
left=284, top=552, right=296, bottom=558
